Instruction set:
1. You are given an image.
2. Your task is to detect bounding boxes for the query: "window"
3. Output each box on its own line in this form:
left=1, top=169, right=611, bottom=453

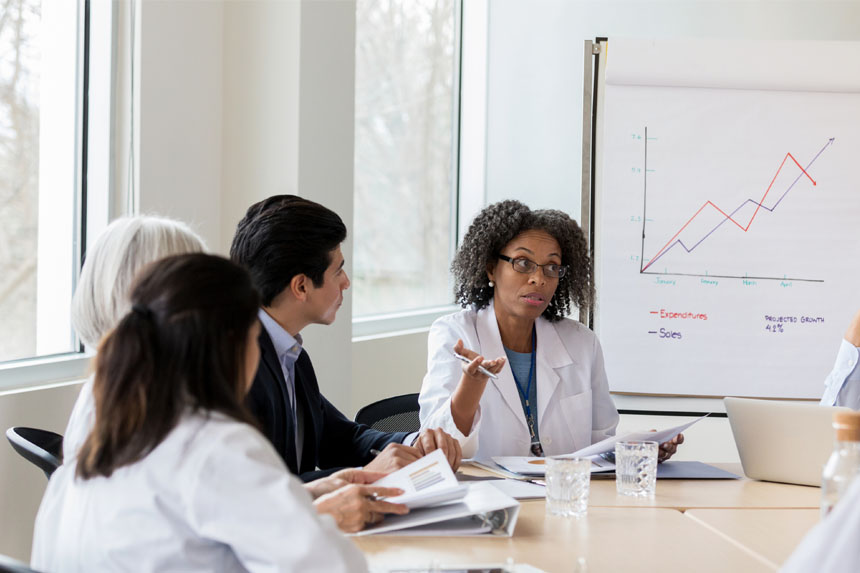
left=353, top=0, right=460, bottom=320
left=0, top=0, right=86, bottom=365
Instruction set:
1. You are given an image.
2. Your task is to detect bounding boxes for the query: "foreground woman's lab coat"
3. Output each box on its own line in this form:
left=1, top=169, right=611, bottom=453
left=418, top=300, right=619, bottom=460
left=32, top=411, right=367, bottom=573
left=782, top=476, right=860, bottom=572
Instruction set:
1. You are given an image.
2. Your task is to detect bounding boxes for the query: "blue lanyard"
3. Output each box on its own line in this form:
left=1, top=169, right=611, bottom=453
left=510, top=328, right=537, bottom=436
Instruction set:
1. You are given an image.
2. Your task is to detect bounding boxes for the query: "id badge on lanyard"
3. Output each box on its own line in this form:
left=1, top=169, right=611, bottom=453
left=527, top=416, right=544, bottom=457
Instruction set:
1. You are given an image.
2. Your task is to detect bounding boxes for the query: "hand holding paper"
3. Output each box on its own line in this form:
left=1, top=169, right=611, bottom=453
left=373, top=449, right=468, bottom=509
left=359, top=451, right=523, bottom=537
left=492, top=415, right=707, bottom=477
left=569, top=414, right=706, bottom=458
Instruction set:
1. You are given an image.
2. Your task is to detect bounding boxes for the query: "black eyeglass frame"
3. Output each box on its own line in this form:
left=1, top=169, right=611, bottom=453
left=497, top=254, right=567, bottom=278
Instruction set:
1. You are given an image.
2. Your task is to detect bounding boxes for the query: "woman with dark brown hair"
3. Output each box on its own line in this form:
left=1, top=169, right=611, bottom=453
left=30, top=254, right=385, bottom=572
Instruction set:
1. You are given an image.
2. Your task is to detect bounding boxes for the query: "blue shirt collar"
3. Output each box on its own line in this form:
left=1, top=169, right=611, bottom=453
left=257, top=308, right=303, bottom=366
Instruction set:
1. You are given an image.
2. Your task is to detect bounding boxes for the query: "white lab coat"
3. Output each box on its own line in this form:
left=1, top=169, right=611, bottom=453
left=62, top=375, right=94, bottom=462
left=418, top=300, right=619, bottom=459
left=32, top=411, right=367, bottom=573
left=782, top=475, right=860, bottom=572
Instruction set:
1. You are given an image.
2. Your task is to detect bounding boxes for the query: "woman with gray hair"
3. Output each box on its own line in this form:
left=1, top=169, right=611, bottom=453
left=61, top=215, right=407, bottom=534
left=63, top=216, right=206, bottom=461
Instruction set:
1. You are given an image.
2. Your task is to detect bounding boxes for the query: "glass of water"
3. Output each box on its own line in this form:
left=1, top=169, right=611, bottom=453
left=545, top=457, right=591, bottom=517
left=615, top=441, right=659, bottom=497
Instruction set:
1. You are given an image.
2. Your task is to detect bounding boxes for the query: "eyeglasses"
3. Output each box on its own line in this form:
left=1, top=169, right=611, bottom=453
left=498, top=254, right=567, bottom=278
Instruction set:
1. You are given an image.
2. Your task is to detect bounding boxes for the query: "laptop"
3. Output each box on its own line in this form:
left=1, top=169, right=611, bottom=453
left=724, top=397, right=850, bottom=487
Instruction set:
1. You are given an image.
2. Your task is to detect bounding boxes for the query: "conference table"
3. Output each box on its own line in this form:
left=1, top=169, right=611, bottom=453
left=353, top=463, right=822, bottom=572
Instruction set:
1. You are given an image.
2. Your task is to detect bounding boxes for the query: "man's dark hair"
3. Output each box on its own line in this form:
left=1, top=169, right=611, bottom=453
left=78, top=254, right=260, bottom=479
left=229, top=195, right=347, bottom=306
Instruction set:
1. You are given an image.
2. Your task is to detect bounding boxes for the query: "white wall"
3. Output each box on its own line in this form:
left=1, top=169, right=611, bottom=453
left=138, top=0, right=224, bottom=249
left=482, top=0, right=860, bottom=218
left=221, top=0, right=300, bottom=253
left=352, top=330, right=429, bottom=415
left=140, top=0, right=357, bottom=406
left=0, top=381, right=82, bottom=561
left=294, top=0, right=357, bottom=407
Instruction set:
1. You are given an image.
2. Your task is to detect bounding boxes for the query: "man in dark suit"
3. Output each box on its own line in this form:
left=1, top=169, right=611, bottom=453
left=231, top=195, right=461, bottom=483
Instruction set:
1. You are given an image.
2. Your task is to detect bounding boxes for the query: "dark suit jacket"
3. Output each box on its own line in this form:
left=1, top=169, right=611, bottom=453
left=247, top=328, right=408, bottom=481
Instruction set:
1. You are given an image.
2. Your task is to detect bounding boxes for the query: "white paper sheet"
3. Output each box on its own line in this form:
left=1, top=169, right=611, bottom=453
left=374, top=449, right=463, bottom=508
left=373, top=563, right=547, bottom=573
left=465, top=459, right=527, bottom=480
left=492, top=454, right=614, bottom=477
left=486, top=479, right=546, bottom=500
left=491, top=416, right=707, bottom=477
left=568, top=415, right=706, bottom=458
left=355, top=482, right=521, bottom=537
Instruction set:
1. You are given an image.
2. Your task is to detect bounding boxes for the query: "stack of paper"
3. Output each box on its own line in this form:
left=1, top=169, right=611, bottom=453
left=374, top=449, right=470, bottom=508
left=491, top=416, right=707, bottom=477
left=358, top=449, right=521, bottom=537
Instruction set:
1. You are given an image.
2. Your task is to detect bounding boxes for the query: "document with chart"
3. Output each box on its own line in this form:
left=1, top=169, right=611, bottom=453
left=373, top=449, right=468, bottom=509
left=362, top=452, right=521, bottom=537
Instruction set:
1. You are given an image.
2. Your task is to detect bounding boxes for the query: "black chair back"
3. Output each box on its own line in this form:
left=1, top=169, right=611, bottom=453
left=5, top=427, right=63, bottom=479
left=0, top=553, right=40, bottom=573
left=355, top=393, right=421, bottom=433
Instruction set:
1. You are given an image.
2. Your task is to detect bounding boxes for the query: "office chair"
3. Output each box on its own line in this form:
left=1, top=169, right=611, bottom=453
left=355, top=393, right=421, bottom=433
left=5, top=427, right=63, bottom=479
left=0, top=553, right=40, bottom=573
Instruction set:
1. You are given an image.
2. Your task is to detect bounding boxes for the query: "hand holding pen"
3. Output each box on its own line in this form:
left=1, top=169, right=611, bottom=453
left=448, top=339, right=506, bottom=437
left=452, top=339, right=506, bottom=381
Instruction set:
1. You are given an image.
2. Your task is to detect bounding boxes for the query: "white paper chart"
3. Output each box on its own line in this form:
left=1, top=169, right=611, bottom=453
left=594, top=39, right=860, bottom=398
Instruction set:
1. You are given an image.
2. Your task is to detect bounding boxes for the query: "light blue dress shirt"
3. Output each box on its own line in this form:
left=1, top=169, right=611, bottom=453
left=258, top=309, right=305, bottom=465
left=821, top=339, right=860, bottom=410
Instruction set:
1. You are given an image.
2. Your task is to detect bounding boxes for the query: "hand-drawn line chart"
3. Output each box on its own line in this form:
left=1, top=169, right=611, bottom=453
left=635, top=128, right=834, bottom=283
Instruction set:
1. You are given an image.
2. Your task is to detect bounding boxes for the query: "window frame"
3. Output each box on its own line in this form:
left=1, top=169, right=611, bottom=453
left=351, top=0, right=490, bottom=340
left=0, top=0, right=114, bottom=391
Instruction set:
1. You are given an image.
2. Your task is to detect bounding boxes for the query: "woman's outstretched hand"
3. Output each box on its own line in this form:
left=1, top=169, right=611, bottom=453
left=450, top=339, right=506, bottom=436
left=454, top=339, right=506, bottom=382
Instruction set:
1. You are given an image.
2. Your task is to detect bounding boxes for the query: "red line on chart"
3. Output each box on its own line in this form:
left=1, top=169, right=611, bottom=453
left=641, top=150, right=819, bottom=273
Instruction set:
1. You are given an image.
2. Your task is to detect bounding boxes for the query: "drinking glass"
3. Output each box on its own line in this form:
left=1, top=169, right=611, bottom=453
left=545, top=457, right=591, bottom=517
left=615, top=441, right=659, bottom=497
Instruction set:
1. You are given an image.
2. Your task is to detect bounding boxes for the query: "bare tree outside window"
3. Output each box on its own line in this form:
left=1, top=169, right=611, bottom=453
left=0, top=0, right=41, bottom=361
left=353, top=0, right=457, bottom=317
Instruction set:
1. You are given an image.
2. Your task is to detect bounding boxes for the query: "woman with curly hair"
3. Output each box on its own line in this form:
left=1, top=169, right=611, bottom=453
left=418, top=200, right=683, bottom=460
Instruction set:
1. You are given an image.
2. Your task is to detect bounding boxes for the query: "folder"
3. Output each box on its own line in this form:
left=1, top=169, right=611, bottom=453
left=354, top=482, right=521, bottom=537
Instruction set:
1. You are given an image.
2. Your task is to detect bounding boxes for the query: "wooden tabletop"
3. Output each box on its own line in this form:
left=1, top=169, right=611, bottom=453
left=587, top=470, right=820, bottom=510
left=354, top=502, right=776, bottom=572
left=685, top=508, right=820, bottom=569
left=462, top=462, right=821, bottom=510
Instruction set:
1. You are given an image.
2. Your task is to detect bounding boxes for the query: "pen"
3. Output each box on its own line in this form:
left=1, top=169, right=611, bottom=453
left=369, top=448, right=382, bottom=457
left=452, top=351, right=499, bottom=380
